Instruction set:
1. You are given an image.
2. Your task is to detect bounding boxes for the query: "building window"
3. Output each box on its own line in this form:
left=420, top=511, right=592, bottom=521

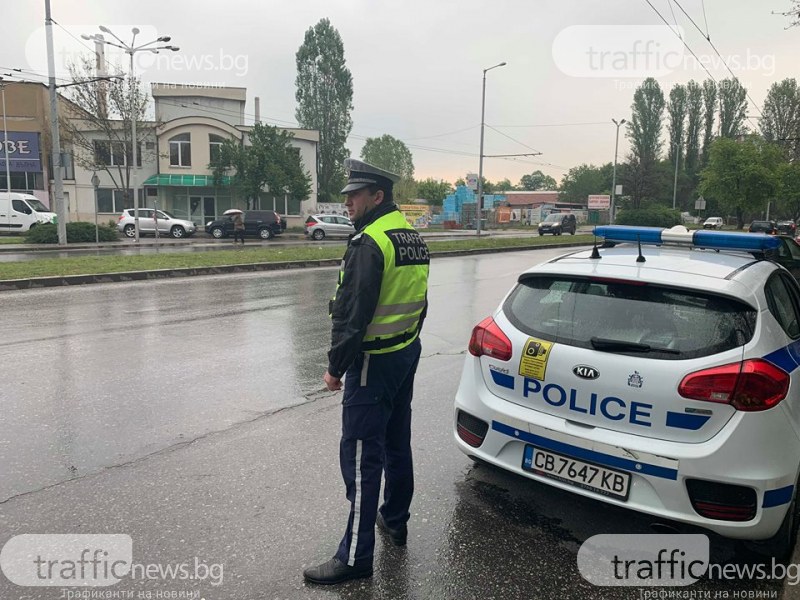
left=93, top=141, right=142, bottom=167
left=209, top=134, right=225, bottom=163
left=0, top=171, right=44, bottom=192
left=169, top=133, right=191, bottom=167
left=96, top=188, right=144, bottom=213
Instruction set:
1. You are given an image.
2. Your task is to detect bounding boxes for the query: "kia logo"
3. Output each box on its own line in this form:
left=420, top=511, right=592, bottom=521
left=573, top=365, right=599, bottom=380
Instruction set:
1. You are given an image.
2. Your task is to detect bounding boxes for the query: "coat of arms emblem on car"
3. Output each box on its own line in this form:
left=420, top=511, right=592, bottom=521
left=627, top=371, right=643, bottom=388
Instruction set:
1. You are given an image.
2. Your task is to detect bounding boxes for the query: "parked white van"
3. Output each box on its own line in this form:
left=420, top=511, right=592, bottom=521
left=0, top=192, right=57, bottom=233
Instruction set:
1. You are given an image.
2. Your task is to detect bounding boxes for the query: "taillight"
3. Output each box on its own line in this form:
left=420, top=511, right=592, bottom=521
left=118, top=214, right=124, bottom=221
left=678, top=359, right=789, bottom=411
left=468, top=317, right=512, bottom=361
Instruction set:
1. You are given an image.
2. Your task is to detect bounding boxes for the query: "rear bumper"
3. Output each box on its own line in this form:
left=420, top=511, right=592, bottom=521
left=453, top=356, right=800, bottom=540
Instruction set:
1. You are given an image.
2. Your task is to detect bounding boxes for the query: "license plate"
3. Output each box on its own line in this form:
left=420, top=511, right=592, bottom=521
left=522, top=445, right=631, bottom=500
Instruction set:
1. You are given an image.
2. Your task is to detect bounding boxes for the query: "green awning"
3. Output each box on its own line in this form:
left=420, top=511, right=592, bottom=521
left=141, top=174, right=232, bottom=187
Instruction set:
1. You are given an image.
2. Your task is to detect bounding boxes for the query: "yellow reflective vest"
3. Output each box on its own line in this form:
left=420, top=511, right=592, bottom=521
left=334, top=210, right=429, bottom=354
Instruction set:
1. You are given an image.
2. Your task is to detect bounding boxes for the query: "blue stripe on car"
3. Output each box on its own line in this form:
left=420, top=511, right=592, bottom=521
left=492, top=420, right=678, bottom=480
left=490, top=370, right=515, bottom=390
left=763, top=346, right=798, bottom=374
left=763, top=485, right=794, bottom=508
left=665, top=412, right=710, bottom=430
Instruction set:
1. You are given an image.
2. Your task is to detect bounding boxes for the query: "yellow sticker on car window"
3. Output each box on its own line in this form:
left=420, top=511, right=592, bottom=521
left=519, top=338, right=553, bottom=381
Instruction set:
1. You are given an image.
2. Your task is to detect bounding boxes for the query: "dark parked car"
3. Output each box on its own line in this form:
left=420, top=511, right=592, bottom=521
left=749, top=220, right=778, bottom=234
left=765, top=235, right=800, bottom=283
left=777, top=220, right=797, bottom=236
left=538, top=213, right=577, bottom=236
left=205, top=210, right=285, bottom=240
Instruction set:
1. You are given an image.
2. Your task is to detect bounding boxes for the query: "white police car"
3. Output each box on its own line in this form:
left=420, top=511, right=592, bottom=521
left=454, top=225, right=800, bottom=558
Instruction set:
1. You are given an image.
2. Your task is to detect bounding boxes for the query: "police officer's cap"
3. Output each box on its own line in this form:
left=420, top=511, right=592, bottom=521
left=340, top=158, right=400, bottom=194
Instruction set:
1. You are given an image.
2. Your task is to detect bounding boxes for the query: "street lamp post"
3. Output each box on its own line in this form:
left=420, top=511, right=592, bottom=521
left=1, top=78, right=12, bottom=223
left=477, top=61, right=506, bottom=236
left=91, top=171, right=100, bottom=244
left=82, top=27, right=178, bottom=243
left=610, top=118, right=626, bottom=224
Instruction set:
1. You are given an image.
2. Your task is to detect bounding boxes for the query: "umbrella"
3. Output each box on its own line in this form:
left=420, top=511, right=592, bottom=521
left=223, top=209, right=244, bottom=215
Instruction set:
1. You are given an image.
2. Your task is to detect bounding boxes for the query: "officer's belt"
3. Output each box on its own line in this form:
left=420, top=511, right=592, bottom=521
left=361, top=323, right=420, bottom=351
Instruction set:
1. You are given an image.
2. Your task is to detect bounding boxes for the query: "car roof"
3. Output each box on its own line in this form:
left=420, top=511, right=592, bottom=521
left=524, top=244, right=775, bottom=304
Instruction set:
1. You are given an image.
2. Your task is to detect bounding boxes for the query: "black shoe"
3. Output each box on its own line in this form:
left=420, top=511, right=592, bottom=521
left=303, top=557, right=372, bottom=585
left=377, top=512, right=408, bottom=546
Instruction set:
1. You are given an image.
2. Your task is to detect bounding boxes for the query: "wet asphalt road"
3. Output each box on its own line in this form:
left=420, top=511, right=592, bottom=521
left=0, top=250, right=798, bottom=599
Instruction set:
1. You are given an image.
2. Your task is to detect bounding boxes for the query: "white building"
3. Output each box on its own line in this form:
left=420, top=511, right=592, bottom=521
left=68, top=83, right=319, bottom=228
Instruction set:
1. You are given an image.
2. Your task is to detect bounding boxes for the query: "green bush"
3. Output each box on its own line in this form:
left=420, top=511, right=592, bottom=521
left=24, top=222, right=119, bottom=244
left=615, top=206, right=681, bottom=228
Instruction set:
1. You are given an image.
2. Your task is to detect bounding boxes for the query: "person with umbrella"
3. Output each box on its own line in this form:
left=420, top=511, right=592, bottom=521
left=225, top=209, right=245, bottom=245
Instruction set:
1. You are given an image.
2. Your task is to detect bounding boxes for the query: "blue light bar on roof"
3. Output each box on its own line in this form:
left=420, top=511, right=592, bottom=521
left=593, top=225, right=781, bottom=251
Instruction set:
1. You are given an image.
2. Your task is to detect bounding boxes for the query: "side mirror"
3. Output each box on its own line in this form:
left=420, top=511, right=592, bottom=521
left=23, top=208, right=32, bottom=215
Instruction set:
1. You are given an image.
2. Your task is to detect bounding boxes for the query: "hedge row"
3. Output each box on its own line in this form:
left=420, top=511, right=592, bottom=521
left=24, top=222, right=119, bottom=244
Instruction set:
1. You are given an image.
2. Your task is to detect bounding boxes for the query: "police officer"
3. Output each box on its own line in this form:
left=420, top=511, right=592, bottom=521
left=303, top=159, right=430, bottom=585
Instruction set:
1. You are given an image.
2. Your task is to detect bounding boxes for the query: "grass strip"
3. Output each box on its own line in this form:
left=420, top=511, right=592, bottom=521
left=0, top=235, right=595, bottom=281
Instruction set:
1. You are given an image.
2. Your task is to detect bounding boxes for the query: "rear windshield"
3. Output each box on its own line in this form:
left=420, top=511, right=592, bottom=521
left=503, top=276, right=756, bottom=360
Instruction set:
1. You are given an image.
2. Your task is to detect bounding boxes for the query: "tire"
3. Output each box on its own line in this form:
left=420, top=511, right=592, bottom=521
left=210, top=227, right=225, bottom=239
left=312, top=229, right=325, bottom=241
left=123, top=224, right=136, bottom=238
left=259, top=227, right=273, bottom=240
left=170, top=226, right=186, bottom=239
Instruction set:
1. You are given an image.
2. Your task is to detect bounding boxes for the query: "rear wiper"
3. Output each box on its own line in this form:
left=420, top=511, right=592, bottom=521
left=590, top=337, right=680, bottom=355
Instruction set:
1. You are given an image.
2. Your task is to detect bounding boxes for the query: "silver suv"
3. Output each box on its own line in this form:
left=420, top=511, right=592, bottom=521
left=117, top=209, right=197, bottom=239
left=304, top=214, right=355, bottom=240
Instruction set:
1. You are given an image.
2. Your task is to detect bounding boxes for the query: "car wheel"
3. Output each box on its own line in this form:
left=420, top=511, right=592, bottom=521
left=312, top=229, right=325, bottom=241
left=170, top=226, right=185, bottom=239
left=210, top=227, right=225, bottom=239
left=123, top=224, right=136, bottom=238
left=259, top=228, right=273, bottom=240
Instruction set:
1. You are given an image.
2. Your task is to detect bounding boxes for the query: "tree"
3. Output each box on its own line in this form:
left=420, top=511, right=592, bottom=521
left=718, top=78, right=748, bottom=139
left=667, top=84, right=687, bottom=166
left=360, top=134, right=414, bottom=179
left=495, top=178, right=515, bottom=191
left=416, top=178, right=452, bottom=206
left=60, top=56, right=154, bottom=205
left=699, top=136, right=784, bottom=228
left=761, top=78, right=800, bottom=160
left=209, top=122, right=311, bottom=209
left=626, top=78, right=665, bottom=205
left=295, top=19, right=353, bottom=203
left=701, top=79, right=717, bottom=164
left=559, top=163, right=613, bottom=204
left=360, top=134, right=415, bottom=202
left=519, top=170, right=557, bottom=191
left=777, top=161, right=800, bottom=220
left=684, top=80, right=704, bottom=174
left=780, top=0, right=800, bottom=27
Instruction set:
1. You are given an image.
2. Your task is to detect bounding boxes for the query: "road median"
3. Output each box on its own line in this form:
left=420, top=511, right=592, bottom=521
left=0, top=235, right=594, bottom=291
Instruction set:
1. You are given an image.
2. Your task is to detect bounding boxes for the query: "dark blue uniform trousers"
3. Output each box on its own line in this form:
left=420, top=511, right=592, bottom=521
left=335, top=338, right=421, bottom=568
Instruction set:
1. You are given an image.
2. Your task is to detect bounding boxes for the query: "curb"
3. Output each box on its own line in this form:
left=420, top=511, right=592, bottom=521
left=0, top=242, right=588, bottom=292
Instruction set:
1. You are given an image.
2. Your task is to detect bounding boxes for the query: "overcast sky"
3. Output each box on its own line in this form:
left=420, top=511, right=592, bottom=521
left=3, top=0, right=797, bottom=186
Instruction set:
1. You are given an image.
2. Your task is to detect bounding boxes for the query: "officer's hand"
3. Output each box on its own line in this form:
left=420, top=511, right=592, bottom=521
left=324, top=371, right=342, bottom=392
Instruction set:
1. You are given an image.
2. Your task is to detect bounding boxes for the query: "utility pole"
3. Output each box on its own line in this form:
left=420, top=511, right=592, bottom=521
left=45, top=0, right=68, bottom=245
left=610, top=118, right=626, bottom=224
